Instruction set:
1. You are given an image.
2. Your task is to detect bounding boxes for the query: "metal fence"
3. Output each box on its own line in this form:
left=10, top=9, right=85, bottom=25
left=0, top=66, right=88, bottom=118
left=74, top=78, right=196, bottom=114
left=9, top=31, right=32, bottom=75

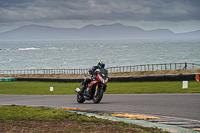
left=0, top=69, right=89, bottom=75
left=0, top=63, right=200, bottom=75
left=107, top=63, right=200, bottom=73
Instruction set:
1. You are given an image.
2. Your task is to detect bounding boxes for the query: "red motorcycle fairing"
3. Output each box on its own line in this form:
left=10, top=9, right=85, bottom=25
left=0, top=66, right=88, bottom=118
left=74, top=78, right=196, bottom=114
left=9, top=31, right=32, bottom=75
left=95, top=74, right=109, bottom=84
left=104, top=77, right=109, bottom=84
left=88, top=80, right=98, bottom=88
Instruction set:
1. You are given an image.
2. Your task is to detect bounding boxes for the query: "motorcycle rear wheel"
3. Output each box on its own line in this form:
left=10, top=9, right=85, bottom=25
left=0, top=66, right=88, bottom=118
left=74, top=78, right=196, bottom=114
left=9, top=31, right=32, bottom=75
left=93, top=89, right=104, bottom=104
left=77, top=93, right=85, bottom=103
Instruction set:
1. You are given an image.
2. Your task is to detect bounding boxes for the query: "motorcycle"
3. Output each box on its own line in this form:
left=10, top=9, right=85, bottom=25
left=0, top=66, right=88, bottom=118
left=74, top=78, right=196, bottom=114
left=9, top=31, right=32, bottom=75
left=75, top=68, right=109, bottom=104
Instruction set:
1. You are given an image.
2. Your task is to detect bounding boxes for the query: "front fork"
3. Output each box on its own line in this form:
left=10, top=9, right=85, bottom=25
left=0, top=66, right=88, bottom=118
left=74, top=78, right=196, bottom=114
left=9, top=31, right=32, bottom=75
left=94, top=84, right=106, bottom=97
left=94, top=84, right=100, bottom=97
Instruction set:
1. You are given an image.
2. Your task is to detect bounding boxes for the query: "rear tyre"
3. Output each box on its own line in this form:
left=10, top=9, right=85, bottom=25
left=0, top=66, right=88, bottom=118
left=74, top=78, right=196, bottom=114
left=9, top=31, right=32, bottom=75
left=77, top=93, right=85, bottom=103
left=93, top=89, right=104, bottom=104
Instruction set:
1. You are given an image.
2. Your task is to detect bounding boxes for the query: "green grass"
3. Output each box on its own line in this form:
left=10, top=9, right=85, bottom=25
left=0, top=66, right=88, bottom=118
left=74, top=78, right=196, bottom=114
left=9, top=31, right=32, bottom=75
left=107, top=81, right=200, bottom=93
left=0, top=81, right=78, bottom=95
left=0, top=106, right=67, bottom=122
left=0, top=106, right=168, bottom=133
left=0, top=106, right=108, bottom=122
left=0, top=81, right=199, bottom=95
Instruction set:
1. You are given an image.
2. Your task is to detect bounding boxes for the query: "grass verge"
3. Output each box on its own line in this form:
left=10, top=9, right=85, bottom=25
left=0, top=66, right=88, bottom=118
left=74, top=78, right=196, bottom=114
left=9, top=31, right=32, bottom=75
left=0, top=105, right=168, bottom=133
left=0, top=81, right=200, bottom=95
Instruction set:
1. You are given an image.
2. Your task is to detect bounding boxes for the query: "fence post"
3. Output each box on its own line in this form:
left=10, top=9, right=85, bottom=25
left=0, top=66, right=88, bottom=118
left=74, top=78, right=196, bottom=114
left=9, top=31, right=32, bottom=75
left=1, top=63, right=200, bottom=75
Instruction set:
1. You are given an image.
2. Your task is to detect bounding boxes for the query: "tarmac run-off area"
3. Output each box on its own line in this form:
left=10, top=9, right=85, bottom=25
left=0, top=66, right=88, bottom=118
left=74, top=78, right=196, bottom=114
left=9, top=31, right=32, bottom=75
left=0, top=94, right=200, bottom=132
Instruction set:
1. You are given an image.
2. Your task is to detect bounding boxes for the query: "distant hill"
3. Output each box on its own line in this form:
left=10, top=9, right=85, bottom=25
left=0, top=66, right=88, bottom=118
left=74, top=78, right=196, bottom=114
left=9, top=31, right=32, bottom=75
left=0, top=23, right=199, bottom=40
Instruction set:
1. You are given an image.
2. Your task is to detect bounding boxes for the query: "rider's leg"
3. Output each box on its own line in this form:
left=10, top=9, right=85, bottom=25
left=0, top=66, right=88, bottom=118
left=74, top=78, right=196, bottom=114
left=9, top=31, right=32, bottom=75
left=80, top=78, right=91, bottom=94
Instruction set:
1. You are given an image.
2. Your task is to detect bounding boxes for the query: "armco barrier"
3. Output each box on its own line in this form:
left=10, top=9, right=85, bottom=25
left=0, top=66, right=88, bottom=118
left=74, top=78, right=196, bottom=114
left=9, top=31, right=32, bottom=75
left=16, top=74, right=197, bottom=82
left=110, top=74, right=196, bottom=82
left=0, top=77, right=14, bottom=82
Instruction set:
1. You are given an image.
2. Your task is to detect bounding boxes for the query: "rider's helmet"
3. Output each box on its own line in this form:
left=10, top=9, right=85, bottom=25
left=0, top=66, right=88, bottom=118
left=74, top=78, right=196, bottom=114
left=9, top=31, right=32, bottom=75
left=97, top=60, right=105, bottom=68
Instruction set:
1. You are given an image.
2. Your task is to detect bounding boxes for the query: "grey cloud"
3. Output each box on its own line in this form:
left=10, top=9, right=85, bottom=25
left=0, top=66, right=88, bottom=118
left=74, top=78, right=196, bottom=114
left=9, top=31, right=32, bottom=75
left=0, top=0, right=199, bottom=24
left=0, top=0, right=35, bottom=8
left=145, top=0, right=200, bottom=21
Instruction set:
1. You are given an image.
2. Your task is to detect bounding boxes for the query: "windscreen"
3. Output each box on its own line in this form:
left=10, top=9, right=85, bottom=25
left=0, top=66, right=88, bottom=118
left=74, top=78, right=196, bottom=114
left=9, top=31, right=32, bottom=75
left=100, top=68, right=108, bottom=78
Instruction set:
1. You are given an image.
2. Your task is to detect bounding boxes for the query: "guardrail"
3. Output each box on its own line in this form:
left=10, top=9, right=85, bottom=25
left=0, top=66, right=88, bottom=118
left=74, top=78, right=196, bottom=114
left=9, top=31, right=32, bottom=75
left=0, top=69, right=89, bottom=75
left=108, top=63, right=200, bottom=73
left=16, top=74, right=197, bottom=82
left=0, top=63, right=200, bottom=75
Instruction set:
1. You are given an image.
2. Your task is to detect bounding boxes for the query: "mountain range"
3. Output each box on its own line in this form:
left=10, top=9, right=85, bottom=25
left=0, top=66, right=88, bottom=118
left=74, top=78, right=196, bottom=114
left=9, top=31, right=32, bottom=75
left=0, top=23, right=199, bottom=40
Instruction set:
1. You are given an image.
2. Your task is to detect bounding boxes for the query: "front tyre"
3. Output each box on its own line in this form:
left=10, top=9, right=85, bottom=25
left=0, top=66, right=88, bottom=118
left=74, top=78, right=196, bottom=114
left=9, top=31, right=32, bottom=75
left=77, top=93, right=85, bottom=103
left=93, top=89, right=104, bottom=104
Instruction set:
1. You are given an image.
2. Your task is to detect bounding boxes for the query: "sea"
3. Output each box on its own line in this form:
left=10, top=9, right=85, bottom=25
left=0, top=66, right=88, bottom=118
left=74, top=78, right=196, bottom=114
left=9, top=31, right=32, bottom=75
left=0, top=39, right=200, bottom=70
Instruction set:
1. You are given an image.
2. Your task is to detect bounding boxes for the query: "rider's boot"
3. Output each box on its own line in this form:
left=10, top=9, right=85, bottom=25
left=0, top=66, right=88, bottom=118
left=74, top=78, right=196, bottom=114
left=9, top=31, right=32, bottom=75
left=85, top=87, right=91, bottom=97
left=79, top=87, right=85, bottom=94
left=79, top=82, right=87, bottom=94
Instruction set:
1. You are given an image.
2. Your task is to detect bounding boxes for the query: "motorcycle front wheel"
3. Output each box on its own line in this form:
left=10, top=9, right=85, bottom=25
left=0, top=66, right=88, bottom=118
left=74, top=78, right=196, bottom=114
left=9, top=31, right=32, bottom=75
left=77, top=93, right=85, bottom=103
left=93, top=88, right=104, bottom=104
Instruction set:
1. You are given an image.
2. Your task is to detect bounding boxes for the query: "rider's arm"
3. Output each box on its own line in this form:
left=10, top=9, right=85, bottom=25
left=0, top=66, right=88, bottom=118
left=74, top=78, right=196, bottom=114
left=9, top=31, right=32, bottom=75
left=88, top=66, right=98, bottom=76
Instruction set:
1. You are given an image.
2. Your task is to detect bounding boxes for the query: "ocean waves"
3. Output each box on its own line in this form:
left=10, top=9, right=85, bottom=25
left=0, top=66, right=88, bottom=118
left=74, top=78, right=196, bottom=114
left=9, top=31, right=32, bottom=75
left=0, top=39, right=200, bottom=70
left=0, top=47, right=40, bottom=51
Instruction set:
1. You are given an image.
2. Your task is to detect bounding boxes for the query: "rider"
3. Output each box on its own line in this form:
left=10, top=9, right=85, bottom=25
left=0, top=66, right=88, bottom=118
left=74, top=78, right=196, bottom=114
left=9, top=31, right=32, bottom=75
left=89, top=60, right=106, bottom=77
left=79, top=60, right=106, bottom=95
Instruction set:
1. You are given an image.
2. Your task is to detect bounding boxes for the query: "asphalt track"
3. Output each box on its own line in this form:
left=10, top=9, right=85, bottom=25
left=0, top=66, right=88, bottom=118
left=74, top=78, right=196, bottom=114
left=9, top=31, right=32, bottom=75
left=0, top=94, right=199, bottom=121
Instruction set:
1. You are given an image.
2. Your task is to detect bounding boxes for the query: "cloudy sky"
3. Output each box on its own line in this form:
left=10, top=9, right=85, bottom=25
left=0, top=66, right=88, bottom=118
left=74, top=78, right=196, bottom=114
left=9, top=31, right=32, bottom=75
left=0, top=0, right=200, bottom=33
